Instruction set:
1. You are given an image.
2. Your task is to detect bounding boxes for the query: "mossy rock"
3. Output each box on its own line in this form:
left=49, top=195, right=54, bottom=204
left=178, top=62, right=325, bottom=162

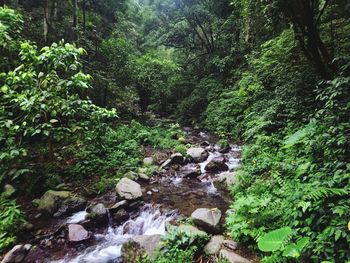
left=37, top=190, right=86, bottom=217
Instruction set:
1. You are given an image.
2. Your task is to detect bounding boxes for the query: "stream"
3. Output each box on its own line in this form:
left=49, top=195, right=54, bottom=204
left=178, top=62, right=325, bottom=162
left=25, top=129, right=243, bottom=263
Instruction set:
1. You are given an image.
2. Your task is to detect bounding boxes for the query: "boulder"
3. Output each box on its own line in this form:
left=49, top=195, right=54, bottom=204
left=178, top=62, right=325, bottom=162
left=68, top=224, right=90, bottom=242
left=186, top=147, right=209, bottom=162
left=121, top=235, right=161, bottom=262
left=214, top=172, right=236, bottom=190
left=87, top=203, right=108, bottom=224
left=116, top=178, right=142, bottom=200
left=170, top=153, right=184, bottom=165
left=219, top=249, right=251, bottom=263
left=37, top=190, right=86, bottom=217
left=205, top=157, right=229, bottom=172
left=143, top=157, right=154, bottom=166
left=113, top=209, right=129, bottom=222
left=191, top=208, right=222, bottom=234
left=1, top=244, right=32, bottom=263
left=180, top=166, right=201, bottom=179
left=204, top=235, right=225, bottom=255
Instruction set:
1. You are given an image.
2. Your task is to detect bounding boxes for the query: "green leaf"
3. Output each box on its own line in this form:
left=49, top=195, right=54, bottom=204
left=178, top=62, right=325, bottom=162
left=283, top=244, right=300, bottom=258
left=258, top=227, right=293, bottom=252
left=296, top=237, right=309, bottom=251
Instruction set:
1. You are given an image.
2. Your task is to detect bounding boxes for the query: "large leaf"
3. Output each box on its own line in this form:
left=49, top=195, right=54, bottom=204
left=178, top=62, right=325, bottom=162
left=258, top=227, right=293, bottom=252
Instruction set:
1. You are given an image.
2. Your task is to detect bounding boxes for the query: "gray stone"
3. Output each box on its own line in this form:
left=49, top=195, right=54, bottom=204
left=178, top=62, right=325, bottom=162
left=205, top=158, right=229, bottom=172
left=116, top=178, right=142, bottom=200
left=219, top=249, right=251, bottom=263
left=87, top=203, right=108, bottom=224
left=121, top=235, right=162, bottom=262
left=143, top=157, right=154, bottom=166
left=214, top=172, right=236, bottom=190
left=37, top=190, right=86, bottom=217
left=1, top=244, right=32, bottom=263
left=187, top=147, right=209, bottom=162
left=68, top=224, right=90, bottom=242
left=191, top=208, right=222, bottom=234
left=204, top=235, right=225, bottom=255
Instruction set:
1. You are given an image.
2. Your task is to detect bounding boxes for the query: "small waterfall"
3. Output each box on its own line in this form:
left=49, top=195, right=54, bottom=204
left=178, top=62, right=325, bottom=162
left=54, top=204, right=177, bottom=263
left=66, top=210, right=88, bottom=224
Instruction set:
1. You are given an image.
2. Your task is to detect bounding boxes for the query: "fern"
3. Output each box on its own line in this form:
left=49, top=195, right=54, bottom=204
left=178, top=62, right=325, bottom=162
left=305, top=187, right=350, bottom=201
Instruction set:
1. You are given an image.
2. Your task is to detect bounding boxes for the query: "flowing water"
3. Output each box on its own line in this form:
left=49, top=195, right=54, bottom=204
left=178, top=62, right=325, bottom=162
left=29, top=129, right=242, bottom=263
left=54, top=205, right=177, bottom=263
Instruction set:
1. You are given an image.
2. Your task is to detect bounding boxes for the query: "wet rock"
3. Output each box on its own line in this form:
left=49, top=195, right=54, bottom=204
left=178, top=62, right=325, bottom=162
left=3, top=184, right=16, bottom=198
left=87, top=203, right=108, bottom=225
left=37, top=190, right=86, bottom=217
left=191, top=208, right=222, bottom=234
left=219, top=146, right=231, bottom=154
left=204, top=235, right=225, bottom=255
left=180, top=166, right=201, bottom=179
left=68, top=224, right=90, bottom=242
left=121, top=234, right=161, bottom=262
left=113, top=209, right=129, bottom=222
left=205, top=157, right=229, bottom=172
left=170, top=153, right=184, bottom=165
left=116, top=178, right=143, bottom=200
left=1, top=244, right=32, bottom=263
left=214, top=172, right=236, bottom=190
left=127, top=200, right=144, bottom=211
left=109, top=200, right=128, bottom=213
left=219, top=249, right=251, bottom=263
left=187, top=147, right=209, bottom=162
left=143, top=157, right=154, bottom=166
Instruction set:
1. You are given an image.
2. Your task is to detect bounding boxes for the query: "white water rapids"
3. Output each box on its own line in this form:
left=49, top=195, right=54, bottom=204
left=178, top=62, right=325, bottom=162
left=53, top=205, right=177, bottom=263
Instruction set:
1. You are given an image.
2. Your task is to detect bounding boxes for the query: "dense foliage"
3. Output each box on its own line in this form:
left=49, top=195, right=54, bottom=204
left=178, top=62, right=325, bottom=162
left=1, top=0, right=349, bottom=262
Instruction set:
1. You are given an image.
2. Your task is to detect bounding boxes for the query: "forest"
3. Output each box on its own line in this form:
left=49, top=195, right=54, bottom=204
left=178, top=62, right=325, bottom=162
left=0, top=0, right=349, bottom=262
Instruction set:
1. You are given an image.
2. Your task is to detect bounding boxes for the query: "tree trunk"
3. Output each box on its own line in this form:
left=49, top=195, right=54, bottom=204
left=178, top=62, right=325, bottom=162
left=72, top=0, right=78, bottom=41
left=83, top=0, right=86, bottom=33
left=43, top=0, right=50, bottom=44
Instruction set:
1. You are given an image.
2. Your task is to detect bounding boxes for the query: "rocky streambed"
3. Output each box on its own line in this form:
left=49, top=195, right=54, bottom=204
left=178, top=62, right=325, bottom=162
left=1, top=128, right=258, bottom=263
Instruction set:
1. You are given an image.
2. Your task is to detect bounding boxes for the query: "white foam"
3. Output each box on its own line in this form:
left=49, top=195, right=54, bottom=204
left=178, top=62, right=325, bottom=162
left=66, top=211, right=88, bottom=224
